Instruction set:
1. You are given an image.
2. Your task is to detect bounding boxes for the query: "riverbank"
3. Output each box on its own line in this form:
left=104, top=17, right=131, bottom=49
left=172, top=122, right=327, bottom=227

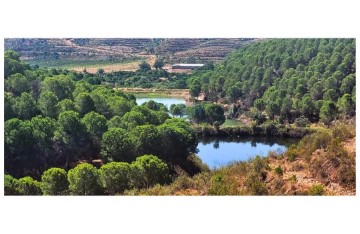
left=194, top=124, right=314, bottom=138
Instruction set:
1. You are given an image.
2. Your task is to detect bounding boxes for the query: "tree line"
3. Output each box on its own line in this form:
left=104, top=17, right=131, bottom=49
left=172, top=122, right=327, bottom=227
left=5, top=155, right=169, bottom=195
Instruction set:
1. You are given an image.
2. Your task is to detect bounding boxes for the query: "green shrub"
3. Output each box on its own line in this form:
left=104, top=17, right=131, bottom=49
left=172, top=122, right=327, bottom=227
left=18, top=177, right=42, bottom=195
left=244, top=171, right=268, bottom=195
left=41, top=168, right=68, bottom=195
left=170, top=175, right=194, bottom=191
left=4, top=175, right=20, bottom=195
left=286, top=145, right=298, bottom=162
left=99, top=162, right=131, bottom=194
left=331, top=123, right=354, bottom=141
left=274, top=166, right=283, bottom=176
left=251, top=155, right=270, bottom=173
left=290, top=174, right=297, bottom=183
left=294, top=117, right=310, bottom=127
left=130, top=155, right=170, bottom=189
left=337, top=164, right=356, bottom=187
left=208, top=172, right=238, bottom=195
left=309, top=184, right=324, bottom=195
left=264, top=123, right=277, bottom=136
left=192, top=172, right=212, bottom=194
left=299, top=131, right=332, bottom=157
left=68, top=163, right=101, bottom=195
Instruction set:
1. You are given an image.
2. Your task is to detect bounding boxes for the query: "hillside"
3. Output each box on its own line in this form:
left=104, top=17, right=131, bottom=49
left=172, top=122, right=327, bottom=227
left=4, top=38, right=256, bottom=67
left=125, top=121, right=356, bottom=196
left=189, top=38, right=356, bottom=124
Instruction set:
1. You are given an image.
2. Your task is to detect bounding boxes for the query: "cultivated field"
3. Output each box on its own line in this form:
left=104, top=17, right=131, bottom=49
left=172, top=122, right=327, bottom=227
left=64, top=55, right=157, bottom=74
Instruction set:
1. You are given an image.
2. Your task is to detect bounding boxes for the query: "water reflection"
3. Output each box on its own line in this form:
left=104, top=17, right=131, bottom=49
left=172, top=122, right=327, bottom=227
left=197, top=136, right=299, bottom=169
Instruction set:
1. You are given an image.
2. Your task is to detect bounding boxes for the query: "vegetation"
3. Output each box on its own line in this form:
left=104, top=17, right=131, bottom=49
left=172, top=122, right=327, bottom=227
left=41, top=168, right=68, bottom=195
left=188, top=39, right=355, bottom=124
left=99, top=162, right=131, bottom=195
left=309, top=184, right=324, bottom=195
left=4, top=50, right=198, bottom=184
left=4, top=37, right=356, bottom=196
left=68, top=163, right=101, bottom=195
left=274, top=166, right=284, bottom=176
left=188, top=103, right=225, bottom=126
left=123, top=121, right=355, bottom=195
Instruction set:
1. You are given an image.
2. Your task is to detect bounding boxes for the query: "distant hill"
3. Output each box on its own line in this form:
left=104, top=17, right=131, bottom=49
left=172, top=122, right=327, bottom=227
left=4, top=38, right=256, bottom=66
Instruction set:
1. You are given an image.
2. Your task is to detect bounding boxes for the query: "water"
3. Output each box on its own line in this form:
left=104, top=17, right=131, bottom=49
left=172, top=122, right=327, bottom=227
left=136, top=96, right=299, bottom=169
left=136, top=97, right=186, bottom=109
left=197, top=137, right=298, bottom=169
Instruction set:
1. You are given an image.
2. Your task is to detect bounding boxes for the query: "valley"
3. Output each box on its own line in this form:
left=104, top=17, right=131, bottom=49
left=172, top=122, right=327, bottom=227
left=3, top=38, right=356, bottom=196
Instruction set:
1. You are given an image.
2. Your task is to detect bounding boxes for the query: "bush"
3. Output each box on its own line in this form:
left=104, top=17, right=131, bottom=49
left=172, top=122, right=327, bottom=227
left=337, top=164, right=356, bottom=187
left=290, top=174, right=297, bottom=183
left=299, top=131, right=332, bottom=157
left=208, top=172, right=238, bottom=195
left=68, top=163, right=101, bottom=195
left=309, top=184, right=324, bottom=195
left=130, top=155, right=170, bottom=189
left=286, top=145, right=298, bottom=162
left=294, top=117, right=310, bottom=127
left=274, top=166, right=283, bottom=176
left=99, top=162, right=131, bottom=194
left=18, top=177, right=42, bottom=195
left=41, top=168, right=68, bottom=195
left=244, top=172, right=268, bottom=195
left=331, top=123, right=354, bottom=141
left=251, top=155, right=270, bottom=173
left=192, top=172, right=212, bottom=194
left=264, top=123, right=277, bottom=136
left=170, top=175, right=194, bottom=191
left=4, top=175, right=20, bottom=195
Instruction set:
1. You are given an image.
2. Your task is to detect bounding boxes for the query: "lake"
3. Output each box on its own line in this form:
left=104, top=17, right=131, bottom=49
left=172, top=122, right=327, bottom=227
left=136, top=96, right=298, bottom=169
left=136, top=97, right=186, bottom=109
left=197, top=137, right=298, bottom=169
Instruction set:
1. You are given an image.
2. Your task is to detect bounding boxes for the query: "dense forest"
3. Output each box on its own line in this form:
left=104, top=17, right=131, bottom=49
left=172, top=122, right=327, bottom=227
left=4, top=50, right=204, bottom=195
left=188, top=39, right=356, bottom=124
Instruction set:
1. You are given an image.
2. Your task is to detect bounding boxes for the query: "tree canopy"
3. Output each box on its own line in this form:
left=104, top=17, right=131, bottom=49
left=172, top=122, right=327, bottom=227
left=188, top=39, right=355, bottom=123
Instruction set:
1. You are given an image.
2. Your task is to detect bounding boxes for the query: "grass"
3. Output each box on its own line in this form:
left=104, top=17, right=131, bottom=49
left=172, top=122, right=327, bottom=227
left=118, top=88, right=190, bottom=99
left=220, top=119, right=244, bottom=128
left=274, top=166, right=284, bottom=176
left=309, top=184, right=324, bottom=195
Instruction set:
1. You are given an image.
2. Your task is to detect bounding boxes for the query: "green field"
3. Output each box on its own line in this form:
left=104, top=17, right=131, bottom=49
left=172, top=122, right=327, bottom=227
left=221, top=119, right=244, bottom=128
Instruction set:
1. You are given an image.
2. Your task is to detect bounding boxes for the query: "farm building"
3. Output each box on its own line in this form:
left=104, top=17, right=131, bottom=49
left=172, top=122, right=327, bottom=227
left=171, top=63, right=204, bottom=69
